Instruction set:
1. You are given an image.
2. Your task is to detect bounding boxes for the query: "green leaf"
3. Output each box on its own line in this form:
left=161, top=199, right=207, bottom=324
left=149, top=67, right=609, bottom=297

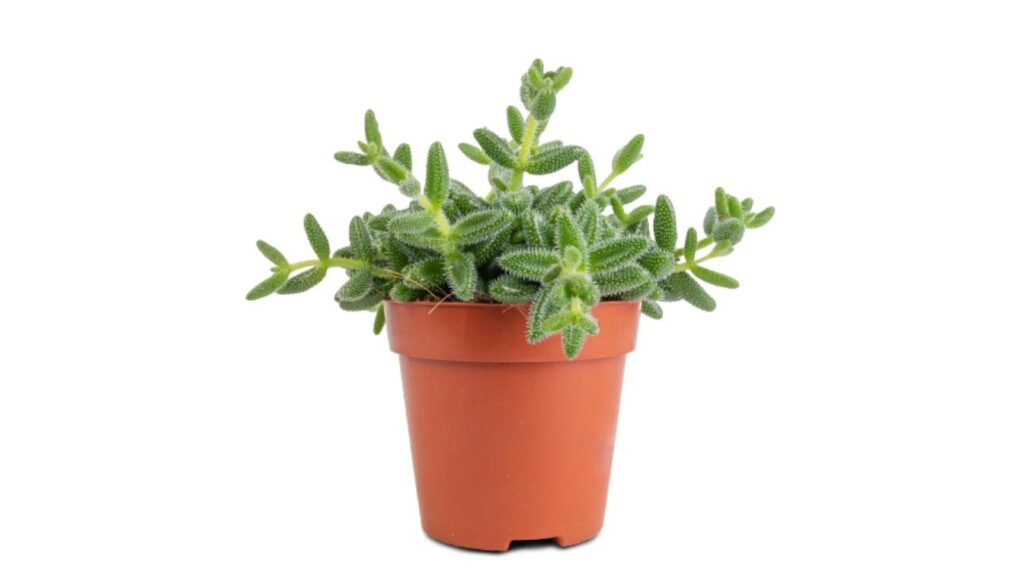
left=748, top=206, right=775, bottom=228
left=527, top=284, right=561, bottom=344
left=521, top=211, right=545, bottom=247
left=703, top=207, right=717, bottom=236
left=364, top=109, right=382, bottom=146
left=727, top=195, right=744, bottom=219
left=304, top=213, right=330, bottom=260
left=589, top=236, right=650, bottom=274
left=337, top=288, right=385, bottom=311
left=561, top=325, right=585, bottom=359
left=498, top=249, right=560, bottom=281
left=277, top=265, right=327, bottom=295
left=375, top=157, right=408, bottom=183
left=335, top=268, right=375, bottom=301
left=389, top=280, right=425, bottom=302
left=661, top=272, right=716, bottom=311
left=398, top=177, right=420, bottom=197
left=424, top=142, right=449, bottom=209
left=593, top=264, right=652, bottom=295
left=562, top=245, right=584, bottom=270
left=653, top=195, right=677, bottom=252
left=541, top=310, right=575, bottom=334
left=741, top=197, right=754, bottom=213
left=641, top=300, right=663, bottom=319
left=712, top=217, right=745, bottom=244
left=577, top=151, right=596, bottom=186
left=715, top=187, right=728, bottom=217
left=563, top=274, right=600, bottom=305
left=451, top=209, right=512, bottom=246
left=551, top=67, right=573, bottom=91
left=612, top=134, right=644, bottom=174
left=406, top=257, right=446, bottom=288
left=334, top=151, right=371, bottom=165
left=246, top=270, right=289, bottom=300
left=393, top=143, right=412, bottom=171
left=554, top=208, right=586, bottom=253
left=637, top=249, right=676, bottom=280
left=256, top=240, right=288, bottom=268
left=576, top=312, right=599, bottom=335
left=473, top=128, right=518, bottom=168
left=616, top=185, right=647, bottom=204
left=458, top=142, right=491, bottom=165
left=373, top=304, right=386, bottom=335
left=488, top=274, right=539, bottom=303
left=683, top=227, right=698, bottom=263
left=524, top=145, right=584, bottom=175
left=444, top=251, right=477, bottom=301
left=691, top=265, right=740, bottom=289
left=535, top=181, right=574, bottom=213
left=577, top=200, right=599, bottom=244
left=626, top=205, right=654, bottom=225
left=530, top=88, right=556, bottom=121
left=349, top=216, right=374, bottom=260
left=506, top=106, right=525, bottom=143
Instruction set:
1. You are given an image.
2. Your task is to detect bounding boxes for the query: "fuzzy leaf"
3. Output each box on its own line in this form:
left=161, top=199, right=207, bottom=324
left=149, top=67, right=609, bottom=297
left=364, top=110, right=382, bottom=146
left=473, top=128, right=518, bottom=168
left=541, top=310, right=576, bottom=334
left=393, top=143, right=412, bottom=171
left=683, top=227, right=698, bottom=263
left=748, top=206, right=775, bottom=228
left=445, top=251, right=477, bottom=301
left=373, top=304, right=386, bottom=335
left=337, top=288, right=385, bottom=311
left=530, top=88, right=556, bottom=121
left=406, top=257, right=446, bottom=288
left=389, top=280, right=425, bottom=302
left=589, top=236, right=650, bottom=274
left=712, top=217, right=745, bottom=244
left=576, top=312, right=599, bottom=335
left=424, top=142, right=449, bottom=209
left=637, top=249, right=676, bottom=280
left=593, top=264, right=652, bottom=295
left=521, top=211, right=545, bottom=247
left=612, top=134, right=644, bottom=174
left=662, top=272, right=716, bottom=311
left=256, top=240, right=288, bottom=268
left=527, top=284, right=561, bottom=344
left=641, top=300, right=663, bottom=319
left=742, top=197, right=754, bottom=213
left=554, top=209, right=586, bottom=253
left=703, top=207, right=717, bottom=235
left=375, top=157, right=407, bottom=183
left=715, top=187, right=728, bottom=217
left=535, top=181, right=574, bottom=213
left=524, top=145, right=584, bottom=175
left=616, top=185, right=647, bottom=204
left=561, top=325, right=585, bottom=359
left=335, top=268, right=375, bottom=301
left=246, top=270, right=289, bottom=300
left=577, top=200, right=599, bottom=244
left=506, top=106, right=525, bottom=143
left=304, top=213, right=330, bottom=260
left=692, top=265, right=740, bottom=289
left=727, top=195, right=744, bottom=219
left=577, top=151, right=596, bottom=186
left=498, top=249, right=560, bottom=281
left=349, top=216, right=374, bottom=260
left=488, top=274, right=539, bottom=303
left=334, top=151, right=370, bottom=166
left=277, top=266, right=327, bottom=295
left=451, top=209, right=512, bottom=246
left=458, top=142, right=491, bottom=165
left=653, top=195, right=677, bottom=252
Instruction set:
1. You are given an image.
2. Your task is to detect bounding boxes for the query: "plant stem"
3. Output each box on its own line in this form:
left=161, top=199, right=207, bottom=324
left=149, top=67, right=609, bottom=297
left=673, top=248, right=721, bottom=273
left=287, top=258, right=394, bottom=278
left=596, top=170, right=619, bottom=193
left=509, top=115, right=539, bottom=190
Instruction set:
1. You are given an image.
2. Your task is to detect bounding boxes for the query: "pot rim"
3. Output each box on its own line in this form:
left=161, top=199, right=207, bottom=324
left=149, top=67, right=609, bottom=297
left=384, top=299, right=641, bottom=309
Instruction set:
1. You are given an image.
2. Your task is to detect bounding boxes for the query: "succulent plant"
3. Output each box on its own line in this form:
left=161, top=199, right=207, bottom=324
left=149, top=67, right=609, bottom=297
left=246, top=59, right=775, bottom=359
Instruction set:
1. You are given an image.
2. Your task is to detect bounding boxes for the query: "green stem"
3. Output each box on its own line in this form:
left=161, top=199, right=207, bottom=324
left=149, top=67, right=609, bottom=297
left=596, top=170, right=619, bottom=193
left=287, top=258, right=395, bottom=279
left=509, top=115, right=540, bottom=190
left=673, top=249, right=721, bottom=273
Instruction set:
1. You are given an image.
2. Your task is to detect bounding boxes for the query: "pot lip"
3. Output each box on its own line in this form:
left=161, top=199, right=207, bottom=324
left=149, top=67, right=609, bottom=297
left=384, top=300, right=641, bottom=309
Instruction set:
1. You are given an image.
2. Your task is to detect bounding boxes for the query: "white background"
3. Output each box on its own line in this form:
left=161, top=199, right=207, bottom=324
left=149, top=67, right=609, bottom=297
left=2, top=1, right=1022, bottom=583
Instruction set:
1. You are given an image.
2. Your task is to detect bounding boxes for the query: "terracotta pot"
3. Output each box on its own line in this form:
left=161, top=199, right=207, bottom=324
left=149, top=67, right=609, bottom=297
left=384, top=300, right=641, bottom=551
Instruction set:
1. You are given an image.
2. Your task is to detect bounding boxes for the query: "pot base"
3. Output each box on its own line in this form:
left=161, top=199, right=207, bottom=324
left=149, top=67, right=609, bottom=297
left=423, top=524, right=601, bottom=552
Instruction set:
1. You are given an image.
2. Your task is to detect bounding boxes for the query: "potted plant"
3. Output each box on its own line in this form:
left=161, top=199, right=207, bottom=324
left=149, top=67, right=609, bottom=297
left=246, top=59, right=775, bottom=551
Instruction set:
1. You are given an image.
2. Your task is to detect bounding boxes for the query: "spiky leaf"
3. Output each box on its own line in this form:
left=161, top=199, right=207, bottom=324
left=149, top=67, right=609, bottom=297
left=451, top=209, right=512, bottom=246
left=335, top=268, right=375, bottom=301
left=641, top=300, right=663, bottom=319
left=488, top=275, right=539, bottom=303
left=712, top=217, right=745, bottom=244
left=589, top=237, right=650, bottom=274
left=524, top=145, right=584, bottom=175
left=691, top=265, right=740, bottom=289
left=445, top=251, right=477, bottom=301
left=277, top=266, right=327, bottom=295
left=349, top=216, right=374, bottom=260
left=458, top=142, right=491, bottom=165
left=612, top=134, right=644, bottom=174
left=593, top=264, right=652, bottom=295
left=473, top=128, right=518, bottom=168
left=393, top=143, right=412, bottom=170
left=373, top=304, right=386, bottom=335
left=424, top=142, right=449, bottom=209
left=256, top=240, right=288, bottom=268
left=506, top=106, right=525, bottom=143
left=748, top=207, right=775, bottom=228
left=304, top=213, right=330, bottom=260
left=246, top=270, right=289, bottom=300
left=554, top=209, right=586, bottom=253
left=653, top=195, right=677, bottom=252
left=498, top=249, right=560, bottom=281
left=334, top=151, right=370, bottom=166
left=561, top=325, right=585, bottom=359
left=364, top=110, right=382, bottom=146
left=662, top=272, right=716, bottom=311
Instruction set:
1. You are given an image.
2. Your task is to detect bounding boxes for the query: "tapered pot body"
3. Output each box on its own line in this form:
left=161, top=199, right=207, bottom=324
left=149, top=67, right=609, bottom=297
left=385, top=301, right=640, bottom=552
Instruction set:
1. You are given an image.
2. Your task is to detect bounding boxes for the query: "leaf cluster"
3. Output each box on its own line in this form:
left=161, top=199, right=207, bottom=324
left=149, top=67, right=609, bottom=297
left=247, top=59, right=775, bottom=359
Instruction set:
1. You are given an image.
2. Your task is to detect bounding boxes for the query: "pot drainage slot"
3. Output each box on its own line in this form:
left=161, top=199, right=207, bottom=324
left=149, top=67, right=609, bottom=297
left=507, top=537, right=560, bottom=551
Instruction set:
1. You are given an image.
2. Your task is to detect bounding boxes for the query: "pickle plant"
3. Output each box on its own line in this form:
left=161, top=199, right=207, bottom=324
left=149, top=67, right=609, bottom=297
left=246, top=59, right=775, bottom=359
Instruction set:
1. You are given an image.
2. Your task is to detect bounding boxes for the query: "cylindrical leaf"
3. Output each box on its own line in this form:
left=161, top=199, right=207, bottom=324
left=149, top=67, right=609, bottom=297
left=524, top=145, right=584, bottom=175
left=245, top=270, right=289, bottom=300
left=712, top=217, right=745, bottom=244
left=473, top=128, right=518, bottom=168
left=683, top=227, right=698, bottom=263
left=530, top=88, right=556, bottom=121
left=488, top=274, right=539, bottom=304
left=375, top=157, right=407, bottom=183
left=277, top=265, right=327, bottom=295
left=692, top=265, right=740, bottom=289
left=373, top=304, right=386, bottom=335
left=612, top=134, right=644, bottom=174
left=506, top=106, right=525, bottom=143
left=497, top=249, right=560, bottom=281
left=393, top=143, right=412, bottom=171
left=641, top=300, right=663, bottom=320
left=589, top=236, right=650, bottom=274
left=748, top=206, right=775, bottom=228
left=304, top=213, right=330, bottom=260
left=349, top=216, right=374, bottom=260
left=703, top=207, right=717, bottom=236
left=334, top=151, right=371, bottom=166
left=256, top=240, right=288, bottom=268
left=444, top=251, right=477, bottom=301
left=451, top=209, right=513, bottom=246
left=458, top=142, right=491, bottom=165
left=653, top=194, right=677, bottom=252
left=424, top=142, right=449, bottom=209
left=593, top=264, right=652, bottom=295
left=364, top=109, right=382, bottom=146
left=661, top=272, right=716, bottom=311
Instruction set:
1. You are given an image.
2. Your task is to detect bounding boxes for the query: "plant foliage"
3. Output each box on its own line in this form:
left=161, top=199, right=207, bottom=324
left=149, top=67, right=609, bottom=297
left=247, top=59, right=775, bottom=359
